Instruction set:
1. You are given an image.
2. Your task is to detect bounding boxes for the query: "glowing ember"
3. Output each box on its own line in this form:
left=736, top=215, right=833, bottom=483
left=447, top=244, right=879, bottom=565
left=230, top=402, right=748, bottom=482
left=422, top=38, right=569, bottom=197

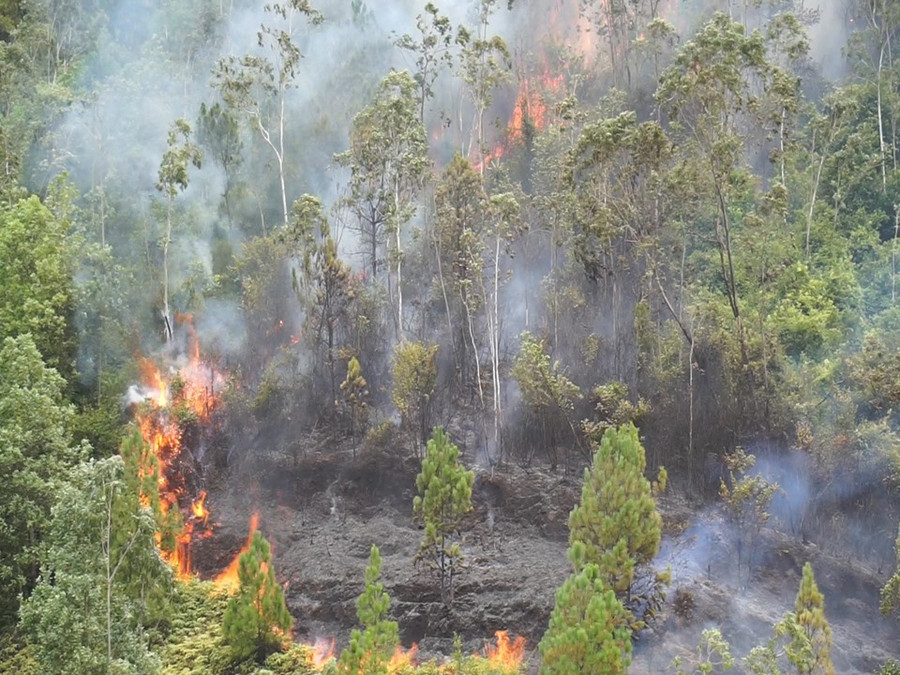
left=307, top=637, right=335, bottom=670
left=485, top=630, right=526, bottom=670
left=214, top=512, right=261, bottom=591
left=388, top=643, right=418, bottom=671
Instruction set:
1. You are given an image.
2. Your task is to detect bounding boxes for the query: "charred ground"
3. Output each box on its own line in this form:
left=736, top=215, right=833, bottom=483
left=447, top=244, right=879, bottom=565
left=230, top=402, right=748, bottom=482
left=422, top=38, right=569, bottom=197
left=191, top=434, right=900, bottom=673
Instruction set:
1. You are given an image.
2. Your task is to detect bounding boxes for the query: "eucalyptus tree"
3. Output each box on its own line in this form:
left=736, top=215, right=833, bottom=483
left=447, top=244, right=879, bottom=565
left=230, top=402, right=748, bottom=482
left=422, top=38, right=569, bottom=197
left=432, top=153, right=486, bottom=396
left=285, top=194, right=353, bottom=416
left=197, top=101, right=242, bottom=227
left=846, top=0, right=900, bottom=195
left=215, top=0, right=322, bottom=228
left=655, top=13, right=804, bottom=424
left=458, top=0, right=511, bottom=171
left=394, top=2, right=456, bottom=123
left=336, top=70, right=429, bottom=340
left=155, top=118, right=201, bottom=344
left=481, top=190, right=520, bottom=456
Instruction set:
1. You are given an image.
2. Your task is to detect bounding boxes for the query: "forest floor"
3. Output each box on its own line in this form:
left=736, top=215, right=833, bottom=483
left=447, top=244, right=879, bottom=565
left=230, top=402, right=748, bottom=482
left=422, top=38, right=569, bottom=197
left=192, top=441, right=900, bottom=673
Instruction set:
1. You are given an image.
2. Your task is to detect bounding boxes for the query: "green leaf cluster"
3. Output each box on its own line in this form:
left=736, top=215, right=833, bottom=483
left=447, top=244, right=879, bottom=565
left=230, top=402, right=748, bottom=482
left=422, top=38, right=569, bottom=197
left=0, top=334, right=87, bottom=626
left=19, top=456, right=170, bottom=675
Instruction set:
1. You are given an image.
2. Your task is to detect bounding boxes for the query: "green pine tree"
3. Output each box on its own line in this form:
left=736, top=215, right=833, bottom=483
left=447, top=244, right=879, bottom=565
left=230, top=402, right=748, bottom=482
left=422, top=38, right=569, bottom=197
left=337, top=544, right=399, bottom=675
left=539, top=542, right=632, bottom=675
left=568, top=423, right=663, bottom=597
left=413, top=427, right=474, bottom=604
left=222, top=531, right=292, bottom=663
left=779, top=562, right=834, bottom=675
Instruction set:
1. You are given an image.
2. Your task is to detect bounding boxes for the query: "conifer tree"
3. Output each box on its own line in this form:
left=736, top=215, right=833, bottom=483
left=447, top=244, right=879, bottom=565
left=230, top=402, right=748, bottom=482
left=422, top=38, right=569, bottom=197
left=222, top=531, right=292, bottom=663
left=779, top=562, right=834, bottom=675
left=341, top=355, right=369, bottom=441
left=568, top=423, right=663, bottom=597
left=413, top=427, right=474, bottom=604
left=539, top=542, right=632, bottom=675
left=337, top=545, right=399, bottom=675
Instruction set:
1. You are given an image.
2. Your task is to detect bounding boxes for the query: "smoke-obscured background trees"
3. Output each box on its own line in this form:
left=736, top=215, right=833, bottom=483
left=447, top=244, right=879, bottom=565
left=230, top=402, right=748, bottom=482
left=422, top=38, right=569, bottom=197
left=1, top=0, right=900, bottom=671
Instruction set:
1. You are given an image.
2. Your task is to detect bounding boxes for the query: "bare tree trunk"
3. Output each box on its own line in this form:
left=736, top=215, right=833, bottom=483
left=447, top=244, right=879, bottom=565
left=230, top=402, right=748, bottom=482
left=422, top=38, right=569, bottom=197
left=395, top=183, right=404, bottom=341
left=461, top=288, right=484, bottom=407
left=163, top=197, right=173, bottom=343
left=893, top=206, right=899, bottom=303
left=878, top=39, right=888, bottom=194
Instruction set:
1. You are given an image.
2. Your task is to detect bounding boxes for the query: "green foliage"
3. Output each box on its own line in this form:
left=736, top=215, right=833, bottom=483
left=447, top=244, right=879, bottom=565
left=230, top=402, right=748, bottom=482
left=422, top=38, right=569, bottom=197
left=222, top=532, right=292, bottom=663
left=539, top=543, right=632, bottom=675
left=672, top=628, right=734, bottom=674
left=742, top=562, right=834, bottom=675
left=341, top=356, right=369, bottom=440
left=391, top=341, right=439, bottom=455
left=413, top=427, right=475, bottom=604
left=777, top=563, right=833, bottom=675
left=510, top=331, right=583, bottom=467
left=0, top=334, right=88, bottom=626
left=511, top=331, right=582, bottom=414
left=718, top=448, right=779, bottom=575
left=19, top=456, right=170, bottom=675
left=156, top=119, right=203, bottom=200
left=0, top=631, right=39, bottom=675
left=582, top=381, right=650, bottom=444
left=882, top=527, right=900, bottom=618
left=154, top=580, right=234, bottom=675
left=743, top=640, right=782, bottom=675
left=568, top=424, right=662, bottom=599
left=393, top=2, right=455, bottom=122
left=335, top=69, right=429, bottom=284
left=337, top=545, right=399, bottom=675
left=0, top=195, right=76, bottom=376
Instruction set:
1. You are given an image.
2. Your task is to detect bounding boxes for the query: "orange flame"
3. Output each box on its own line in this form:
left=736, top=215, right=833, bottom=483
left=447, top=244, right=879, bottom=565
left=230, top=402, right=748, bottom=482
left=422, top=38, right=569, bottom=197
left=307, top=637, right=335, bottom=670
left=388, top=643, right=418, bottom=671
left=214, top=512, right=261, bottom=591
left=133, top=316, right=224, bottom=580
left=485, top=630, right=526, bottom=670
left=139, top=358, right=168, bottom=407
left=191, top=490, right=209, bottom=525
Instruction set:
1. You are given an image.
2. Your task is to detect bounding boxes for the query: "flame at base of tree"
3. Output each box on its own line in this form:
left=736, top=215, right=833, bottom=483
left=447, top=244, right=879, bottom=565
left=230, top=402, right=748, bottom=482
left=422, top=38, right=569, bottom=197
left=213, top=512, right=261, bottom=591
left=388, top=643, right=419, bottom=671
left=306, top=637, right=335, bottom=670
left=485, top=630, right=527, bottom=671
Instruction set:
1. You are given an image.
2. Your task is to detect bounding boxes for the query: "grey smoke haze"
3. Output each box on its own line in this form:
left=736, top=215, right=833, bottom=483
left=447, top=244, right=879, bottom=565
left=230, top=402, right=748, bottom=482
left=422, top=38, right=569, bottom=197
left=807, top=0, right=853, bottom=81
left=42, top=0, right=865, bottom=381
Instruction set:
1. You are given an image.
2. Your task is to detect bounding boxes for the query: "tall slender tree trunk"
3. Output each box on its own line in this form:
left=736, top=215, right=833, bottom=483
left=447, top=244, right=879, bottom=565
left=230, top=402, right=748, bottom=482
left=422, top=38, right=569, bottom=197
left=163, top=198, right=173, bottom=343
left=395, top=184, right=404, bottom=341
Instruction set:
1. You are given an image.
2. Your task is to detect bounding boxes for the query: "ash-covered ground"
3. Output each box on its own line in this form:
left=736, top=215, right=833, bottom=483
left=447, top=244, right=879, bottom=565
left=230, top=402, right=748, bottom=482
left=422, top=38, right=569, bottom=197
left=193, top=443, right=900, bottom=673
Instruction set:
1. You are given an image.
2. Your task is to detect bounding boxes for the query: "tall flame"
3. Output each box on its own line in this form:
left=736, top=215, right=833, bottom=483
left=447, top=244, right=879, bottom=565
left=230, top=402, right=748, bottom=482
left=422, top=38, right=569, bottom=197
left=214, top=512, right=261, bottom=591
left=133, top=316, right=223, bottom=580
left=485, top=630, right=527, bottom=670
